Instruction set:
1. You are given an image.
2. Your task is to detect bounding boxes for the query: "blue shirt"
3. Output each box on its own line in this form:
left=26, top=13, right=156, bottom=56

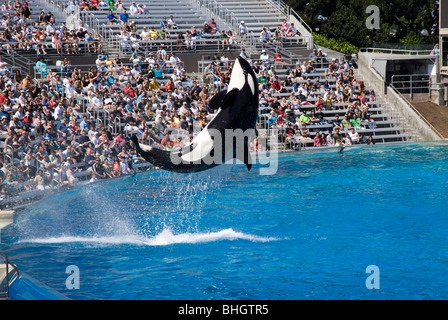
left=119, top=13, right=129, bottom=23
left=153, top=68, right=164, bottom=78
left=79, top=120, right=89, bottom=131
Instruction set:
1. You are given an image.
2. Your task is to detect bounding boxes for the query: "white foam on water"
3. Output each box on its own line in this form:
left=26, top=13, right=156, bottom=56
left=18, top=228, right=278, bottom=246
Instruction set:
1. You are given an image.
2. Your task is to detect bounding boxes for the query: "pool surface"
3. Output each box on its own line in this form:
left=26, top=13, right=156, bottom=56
left=1, top=142, right=448, bottom=299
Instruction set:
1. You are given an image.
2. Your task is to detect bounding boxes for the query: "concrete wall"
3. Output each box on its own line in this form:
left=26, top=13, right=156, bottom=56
left=358, top=52, right=444, bottom=141
left=386, top=88, right=443, bottom=141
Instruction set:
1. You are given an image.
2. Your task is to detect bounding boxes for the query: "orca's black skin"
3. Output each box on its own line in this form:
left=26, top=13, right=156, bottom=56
left=131, top=57, right=259, bottom=173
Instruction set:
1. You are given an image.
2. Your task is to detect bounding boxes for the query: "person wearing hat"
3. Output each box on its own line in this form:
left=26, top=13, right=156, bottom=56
left=309, top=48, right=318, bottom=59
left=260, top=49, right=270, bottom=64
left=238, top=20, right=247, bottom=39
left=239, top=48, right=249, bottom=61
left=129, top=2, right=138, bottom=15
left=299, top=111, right=311, bottom=125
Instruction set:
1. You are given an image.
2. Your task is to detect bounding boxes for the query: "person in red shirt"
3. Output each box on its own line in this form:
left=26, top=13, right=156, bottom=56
left=270, top=76, right=282, bottom=92
left=80, top=0, right=89, bottom=10
left=0, top=91, right=8, bottom=104
left=24, top=112, right=33, bottom=125
left=123, top=83, right=135, bottom=97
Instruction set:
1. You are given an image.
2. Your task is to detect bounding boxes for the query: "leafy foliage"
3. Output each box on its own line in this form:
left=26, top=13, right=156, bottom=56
left=286, top=0, right=439, bottom=48
left=312, top=33, right=359, bottom=54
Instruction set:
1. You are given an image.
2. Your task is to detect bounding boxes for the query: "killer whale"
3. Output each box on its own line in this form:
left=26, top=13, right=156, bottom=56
left=131, top=56, right=259, bottom=173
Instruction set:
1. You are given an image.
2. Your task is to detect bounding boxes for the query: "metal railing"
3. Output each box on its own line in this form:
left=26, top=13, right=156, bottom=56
left=266, top=0, right=312, bottom=34
left=389, top=83, right=444, bottom=140
left=360, top=47, right=433, bottom=56
left=192, top=0, right=312, bottom=55
left=390, top=74, right=431, bottom=100
left=0, top=252, right=20, bottom=300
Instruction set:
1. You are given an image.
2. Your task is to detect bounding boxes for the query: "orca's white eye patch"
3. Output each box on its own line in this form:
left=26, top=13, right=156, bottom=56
left=247, top=74, right=255, bottom=95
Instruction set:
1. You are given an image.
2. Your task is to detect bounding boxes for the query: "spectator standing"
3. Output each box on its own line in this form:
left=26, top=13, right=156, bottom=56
left=238, top=21, right=247, bottom=39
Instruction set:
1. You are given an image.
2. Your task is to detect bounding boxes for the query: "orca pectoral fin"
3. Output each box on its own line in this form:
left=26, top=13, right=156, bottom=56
left=220, top=88, right=239, bottom=109
left=208, top=89, right=227, bottom=110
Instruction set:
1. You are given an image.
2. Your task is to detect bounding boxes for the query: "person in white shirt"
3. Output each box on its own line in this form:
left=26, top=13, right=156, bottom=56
left=334, top=87, right=343, bottom=102
left=130, top=64, right=140, bottom=79
left=165, top=95, right=175, bottom=109
left=91, top=93, right=103, bottom=109
left=260, top=27, right=269, bottom=44
left=96, top=55, right=106, bottom=73
left=120, top=30, right=131, bottom=51
left=65, top=80, right=76, bottom=98
left=171, top=72, right=182, bottom=87
left=140, top=26, right=149, bottom=40
left=167, top=15, right=177, bottom=29
left=157, top=45, right=167, bottom=60
left=53, top=103, right=65, bottom=120
left=145, top=53, right=156, bottom=69
left=179, top=102, right=188, bottom=115
left=45, top=21, right=55, bottom=36
left=172, top=88, right=182, bottom=99
left=129, top=32, right=139, bottom=51
left=168, top=53, right=181, bottom=67
left=129, top=2, right=138, bottom=15
left=260, top=50, right=270, bottom=64
left=190, top=103, right=199, bottom=114
left=348, top=128, right=359, bottom=144
left=220, top=52, right=229, bottom=66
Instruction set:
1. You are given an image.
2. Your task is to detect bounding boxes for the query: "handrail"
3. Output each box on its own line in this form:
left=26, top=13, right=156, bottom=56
left=265, top=0, right=312, bottom=34
left=0, top=252, right=20, bottom=300
left=391, top=74, right=431, bottom=100
left=389, top=84, right=444, bottom=140
left=360, top=47, right=434, bottom=56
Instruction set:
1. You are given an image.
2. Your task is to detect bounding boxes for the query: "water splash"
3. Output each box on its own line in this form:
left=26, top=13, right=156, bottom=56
left=18, top=228, right=278, bottom=247
left=11, top=165, right=247, bottom=245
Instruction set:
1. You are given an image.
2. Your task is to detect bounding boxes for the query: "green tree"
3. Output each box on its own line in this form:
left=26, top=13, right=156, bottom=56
left=286, top=0, right=439, bottom=49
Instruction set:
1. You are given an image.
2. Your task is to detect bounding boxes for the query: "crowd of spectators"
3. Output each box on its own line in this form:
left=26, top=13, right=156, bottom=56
left=0, top=42, right=232, bottom=202
left=255, top=51, right=378, bottom=149
left=0, top=42, right=381, bottom=203
left=0, top=0, right=103, bottom=56
left=0, top=0, right=382, bottom=205
left=73, top=0, right=236, bottom=53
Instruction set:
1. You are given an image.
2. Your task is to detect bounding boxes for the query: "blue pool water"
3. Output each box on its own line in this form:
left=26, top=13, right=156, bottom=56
left=1, top=142, right=448, bottom=299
